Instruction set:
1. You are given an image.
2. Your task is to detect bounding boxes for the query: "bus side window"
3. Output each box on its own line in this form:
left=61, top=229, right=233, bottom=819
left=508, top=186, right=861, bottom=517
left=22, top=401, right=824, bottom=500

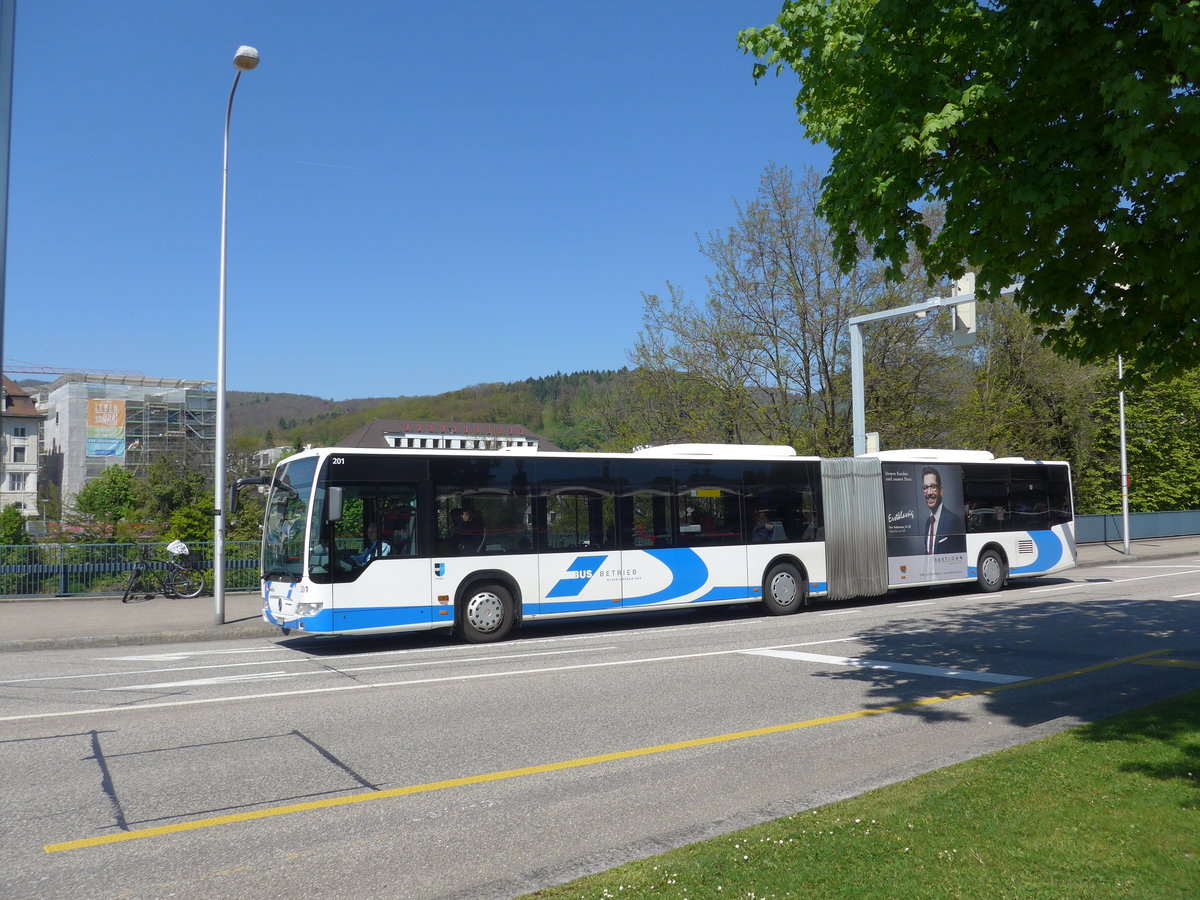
left=1047, top=466, right=1073, bottom=526
left=379, top=484, right=418, bottom=557
left=674, top=460, right=743, bottom=547
left=962, top=465, right=1010, bottom=533
left=617, top=459, right=675, bottom=550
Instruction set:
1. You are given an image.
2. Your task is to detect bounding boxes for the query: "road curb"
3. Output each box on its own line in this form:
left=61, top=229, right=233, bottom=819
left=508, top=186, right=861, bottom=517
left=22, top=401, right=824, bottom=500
left=1074, top=544, right=1200, bottom=568
left=0, top=623, right=279, bottom=654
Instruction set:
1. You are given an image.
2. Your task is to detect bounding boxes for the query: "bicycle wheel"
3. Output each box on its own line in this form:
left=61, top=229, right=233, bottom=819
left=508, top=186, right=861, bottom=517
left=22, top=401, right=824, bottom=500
left=167, top=566, right=204, bottom=599
left=122, top=570, right=151, bottom=603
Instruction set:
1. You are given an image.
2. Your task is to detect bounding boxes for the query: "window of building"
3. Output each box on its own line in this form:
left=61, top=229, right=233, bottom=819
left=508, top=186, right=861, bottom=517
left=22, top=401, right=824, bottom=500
left=13, top=426, right=26, bottom=438
left=12, top=446, right=24, bottom=463
left=8, top=473, right=26, bottom=492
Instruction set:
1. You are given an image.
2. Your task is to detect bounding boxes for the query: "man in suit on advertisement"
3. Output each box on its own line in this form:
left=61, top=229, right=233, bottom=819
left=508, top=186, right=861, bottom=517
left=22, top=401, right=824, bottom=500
left=922, top=467, right=966, bottom=554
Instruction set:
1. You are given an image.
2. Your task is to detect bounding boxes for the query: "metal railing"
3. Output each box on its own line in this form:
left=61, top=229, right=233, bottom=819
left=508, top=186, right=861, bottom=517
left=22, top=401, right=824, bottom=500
left=1075, top=510, right=1200, bottom=544
left=0, top=542, right=261, bottom=598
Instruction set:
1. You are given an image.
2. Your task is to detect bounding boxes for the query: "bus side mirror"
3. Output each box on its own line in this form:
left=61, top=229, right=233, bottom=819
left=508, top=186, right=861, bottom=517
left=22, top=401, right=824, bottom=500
left=229, top=476, right=269, bottom=515
left=327, top=486, right=344, bottom=523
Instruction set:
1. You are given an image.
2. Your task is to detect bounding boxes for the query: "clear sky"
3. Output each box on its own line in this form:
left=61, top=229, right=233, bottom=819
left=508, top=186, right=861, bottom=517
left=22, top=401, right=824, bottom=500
left=4, top=1, right=829, bottom=401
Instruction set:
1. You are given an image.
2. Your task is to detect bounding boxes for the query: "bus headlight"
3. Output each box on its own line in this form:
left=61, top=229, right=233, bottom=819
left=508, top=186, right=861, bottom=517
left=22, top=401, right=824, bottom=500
left=296, top=602, right=324, bottom=617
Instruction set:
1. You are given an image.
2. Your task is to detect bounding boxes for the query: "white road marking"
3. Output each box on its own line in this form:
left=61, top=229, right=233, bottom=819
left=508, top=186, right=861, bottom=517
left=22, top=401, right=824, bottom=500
left=742, top=650, right=1027, bottom=683
left=1027, top=568, right=1200, bottom=593
left=0, top=637, right=866, bottom=722
left=0, top=615, right=774, bottom=687
left=97, top=648, right=286, bottom=661
left=118, top=672, right=294, bottom=689
left=1091, top=564, right=1200, bottom=569
left=76, top=646, right=615, bottom=691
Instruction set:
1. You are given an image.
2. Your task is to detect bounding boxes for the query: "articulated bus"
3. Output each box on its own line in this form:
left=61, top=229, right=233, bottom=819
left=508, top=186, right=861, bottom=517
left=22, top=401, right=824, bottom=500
left=247, top=444, right=1075, bottom=643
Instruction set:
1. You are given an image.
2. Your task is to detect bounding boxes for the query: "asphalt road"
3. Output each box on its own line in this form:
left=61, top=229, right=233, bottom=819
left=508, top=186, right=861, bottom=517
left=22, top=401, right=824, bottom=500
left=2, top=556, right=1199, bottom=899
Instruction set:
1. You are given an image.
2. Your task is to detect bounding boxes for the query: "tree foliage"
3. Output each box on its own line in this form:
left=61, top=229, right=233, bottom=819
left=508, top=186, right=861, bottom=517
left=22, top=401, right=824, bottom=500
left=739, top=1, right=1200, bottom=380
left=1075, top=367, right=1200, bottom=513
left=630, top=164, right=957, bottom=455
left=70, top=466, right=138, bottom=541
left=947, top=295, right=1101, bottom=462
left=0, top=505, right=28, bottom=545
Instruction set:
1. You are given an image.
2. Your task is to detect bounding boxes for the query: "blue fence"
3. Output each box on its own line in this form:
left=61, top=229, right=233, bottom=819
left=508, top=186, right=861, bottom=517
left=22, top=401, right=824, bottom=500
left=1075, top=510, right=1200, bottom=544
left=0, top=542, right=261, bottom=598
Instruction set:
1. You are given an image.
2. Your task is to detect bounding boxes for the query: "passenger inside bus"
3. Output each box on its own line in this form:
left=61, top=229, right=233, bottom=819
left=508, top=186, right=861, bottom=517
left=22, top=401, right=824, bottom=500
left=449, top=508, right=486, bottom=554
left=752, top=510, right=775, bottom=542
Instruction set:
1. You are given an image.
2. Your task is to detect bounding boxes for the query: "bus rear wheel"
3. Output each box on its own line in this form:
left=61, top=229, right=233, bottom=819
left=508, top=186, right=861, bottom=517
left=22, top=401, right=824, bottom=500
left=762, top=563, right=805, bottom=615
left=460, top=583, right=515, bottom=643
left=977, top=549, right=1008, bottom=593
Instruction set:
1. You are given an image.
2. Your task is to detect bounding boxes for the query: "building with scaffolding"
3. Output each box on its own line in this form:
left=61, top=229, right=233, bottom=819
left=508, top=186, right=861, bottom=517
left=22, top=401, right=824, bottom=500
left=36, top=375, right=215, bottom=507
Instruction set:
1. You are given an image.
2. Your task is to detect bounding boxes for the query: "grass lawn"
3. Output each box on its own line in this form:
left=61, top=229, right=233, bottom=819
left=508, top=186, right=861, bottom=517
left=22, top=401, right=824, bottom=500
left=526, top=690, right=1199, bottom=899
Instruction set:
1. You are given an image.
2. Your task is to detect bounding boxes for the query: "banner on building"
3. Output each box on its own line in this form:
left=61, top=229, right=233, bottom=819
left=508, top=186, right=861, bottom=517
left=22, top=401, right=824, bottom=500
left=87, top=399, right=126, bottom=458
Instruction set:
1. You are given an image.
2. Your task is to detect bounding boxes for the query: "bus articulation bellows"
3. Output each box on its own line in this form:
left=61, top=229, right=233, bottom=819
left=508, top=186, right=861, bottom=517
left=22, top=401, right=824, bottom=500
left=243, top=444, right=1075, bottom=643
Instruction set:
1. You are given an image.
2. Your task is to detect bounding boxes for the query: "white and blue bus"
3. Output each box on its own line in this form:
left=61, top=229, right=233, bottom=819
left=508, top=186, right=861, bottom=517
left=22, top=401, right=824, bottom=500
left=245, top=444, right=1075, bottom=642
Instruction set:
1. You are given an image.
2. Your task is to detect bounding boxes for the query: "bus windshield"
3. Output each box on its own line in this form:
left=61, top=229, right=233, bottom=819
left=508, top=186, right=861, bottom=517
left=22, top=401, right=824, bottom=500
left=262, top=456, right=318, bottom=580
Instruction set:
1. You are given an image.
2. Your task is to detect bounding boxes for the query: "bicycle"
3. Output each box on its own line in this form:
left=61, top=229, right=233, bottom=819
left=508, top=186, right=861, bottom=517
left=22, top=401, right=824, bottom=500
left=121, top=542, right=206, bottom=602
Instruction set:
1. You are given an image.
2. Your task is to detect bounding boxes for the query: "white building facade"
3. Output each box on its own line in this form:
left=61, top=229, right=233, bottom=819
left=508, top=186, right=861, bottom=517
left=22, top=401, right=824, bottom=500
left=1, top=378, right=44, bottom=517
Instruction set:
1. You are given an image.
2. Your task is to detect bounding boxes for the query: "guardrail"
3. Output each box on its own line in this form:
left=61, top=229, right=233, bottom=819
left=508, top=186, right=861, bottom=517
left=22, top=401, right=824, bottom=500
left=0, top=542, right=261, bottom=598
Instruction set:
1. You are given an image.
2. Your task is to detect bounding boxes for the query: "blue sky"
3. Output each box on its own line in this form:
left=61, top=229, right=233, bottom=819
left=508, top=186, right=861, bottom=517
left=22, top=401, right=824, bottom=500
left=4, top=1, right=828, bottom=401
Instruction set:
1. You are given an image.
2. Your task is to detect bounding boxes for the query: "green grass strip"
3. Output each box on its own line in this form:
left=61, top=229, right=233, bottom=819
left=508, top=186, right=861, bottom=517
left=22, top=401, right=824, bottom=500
left=527, top=690, right=1200, bottom=899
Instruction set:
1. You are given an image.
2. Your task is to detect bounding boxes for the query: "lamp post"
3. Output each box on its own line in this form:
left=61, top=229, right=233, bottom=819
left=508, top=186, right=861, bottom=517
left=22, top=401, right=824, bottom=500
left=1118, top=355, right=1130, bottom=554
left=215, top=45, right=259, bottom=625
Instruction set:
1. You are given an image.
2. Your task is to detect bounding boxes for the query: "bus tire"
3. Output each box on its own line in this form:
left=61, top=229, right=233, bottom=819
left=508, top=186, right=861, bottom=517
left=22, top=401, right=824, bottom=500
left=762, top=563, right=805, bottom=615
left=977, top=549, right=1008, bottom=593
left=460, top=582, right=515, bottom=643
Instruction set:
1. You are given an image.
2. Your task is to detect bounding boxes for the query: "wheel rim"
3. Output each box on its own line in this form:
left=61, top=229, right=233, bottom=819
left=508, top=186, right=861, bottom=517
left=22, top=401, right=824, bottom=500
left=770, top=571, right=799, bottom=607
left=466, top=591, right=504, bottom=633
left=981, top=555, right=1002, bottom=586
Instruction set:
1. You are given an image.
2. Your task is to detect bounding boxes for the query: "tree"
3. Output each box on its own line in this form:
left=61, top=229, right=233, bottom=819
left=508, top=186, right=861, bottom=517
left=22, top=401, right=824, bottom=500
left=629, top=164, right=957, bottom=455
left=0, top=505, right=28, bottom=545
left=133, top=454, right=209, bottom=524
left=1075, top=367, right=1200, bottom=513
left=739, top=1, right=1200, bottom=380
left=71, top=466, right=138, bottom=540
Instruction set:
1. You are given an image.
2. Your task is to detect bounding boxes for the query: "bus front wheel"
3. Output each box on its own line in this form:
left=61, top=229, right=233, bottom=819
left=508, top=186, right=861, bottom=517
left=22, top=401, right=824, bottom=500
left=762, top=563, right=805, bottom=615
left=460, top=583, right=515, bottom=643
left=977, top=549, right=1008, bottom=593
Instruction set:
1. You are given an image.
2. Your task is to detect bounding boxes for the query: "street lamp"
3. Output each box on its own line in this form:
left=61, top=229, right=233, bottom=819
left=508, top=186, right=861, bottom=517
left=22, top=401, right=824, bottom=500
left=215, top=45, right=259, bottom=625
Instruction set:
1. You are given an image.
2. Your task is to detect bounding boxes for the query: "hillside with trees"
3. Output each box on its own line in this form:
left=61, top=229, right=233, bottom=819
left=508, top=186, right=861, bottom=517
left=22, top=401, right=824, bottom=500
left=227, top=369, right=630, bottom=453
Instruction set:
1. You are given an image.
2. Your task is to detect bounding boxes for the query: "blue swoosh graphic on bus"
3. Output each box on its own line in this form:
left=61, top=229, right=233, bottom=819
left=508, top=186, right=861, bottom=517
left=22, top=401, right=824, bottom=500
left=1010, top=530, right=1064, bottom=574
left=622, top=548, right=710, bottom=608
left=277, top=606, right=433, bottom=633
left=693, top=586, right=757, bottom=603
left=546, top=555, right=609, bottom=598
left=538, top=598, right=622, bottom=615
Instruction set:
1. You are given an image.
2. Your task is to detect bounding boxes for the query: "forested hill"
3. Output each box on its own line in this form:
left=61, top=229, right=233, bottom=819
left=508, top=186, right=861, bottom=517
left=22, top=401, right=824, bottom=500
left=227, top=369, right=629, bottom=452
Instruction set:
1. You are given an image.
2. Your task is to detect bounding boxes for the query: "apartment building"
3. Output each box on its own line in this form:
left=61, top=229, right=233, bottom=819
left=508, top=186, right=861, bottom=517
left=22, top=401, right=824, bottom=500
left=0, top=377, right=45, bottom=516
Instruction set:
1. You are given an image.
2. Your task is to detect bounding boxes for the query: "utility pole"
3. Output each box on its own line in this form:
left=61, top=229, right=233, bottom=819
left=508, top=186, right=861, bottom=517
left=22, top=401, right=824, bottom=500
left=848, top=275, right=1006, bottom=455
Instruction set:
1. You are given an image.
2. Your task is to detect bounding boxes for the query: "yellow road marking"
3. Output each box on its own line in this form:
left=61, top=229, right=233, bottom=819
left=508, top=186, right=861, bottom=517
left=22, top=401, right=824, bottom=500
left=44, top=648, right=1173, bottom=854
left=1133, top=657, right=1200, bottom=670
